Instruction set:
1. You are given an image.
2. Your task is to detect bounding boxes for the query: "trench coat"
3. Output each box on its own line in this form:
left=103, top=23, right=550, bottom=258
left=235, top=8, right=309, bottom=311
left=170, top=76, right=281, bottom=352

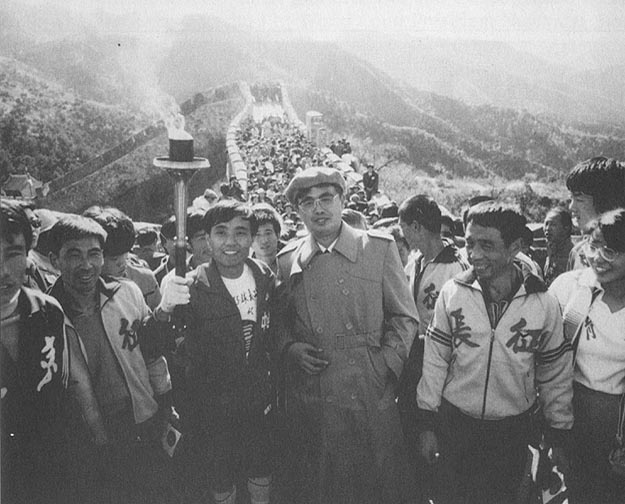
left=276, top=223, right=419, bottom=504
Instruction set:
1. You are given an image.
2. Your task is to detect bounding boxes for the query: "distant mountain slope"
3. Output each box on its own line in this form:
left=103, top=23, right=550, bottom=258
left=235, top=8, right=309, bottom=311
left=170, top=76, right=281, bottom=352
left=0, top=56, right=148, bottom=183
left=289, top=86, right=625, bottom=180
left=341, top=37, right=625, bottom=125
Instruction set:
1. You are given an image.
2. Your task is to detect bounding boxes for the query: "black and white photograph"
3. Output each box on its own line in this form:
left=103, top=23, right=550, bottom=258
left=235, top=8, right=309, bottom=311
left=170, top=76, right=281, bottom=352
left=2, top=1, right=625, bottom=503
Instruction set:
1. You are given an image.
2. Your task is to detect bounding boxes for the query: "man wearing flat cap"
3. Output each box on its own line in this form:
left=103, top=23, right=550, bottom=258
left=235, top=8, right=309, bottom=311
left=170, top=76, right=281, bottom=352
left=276, top=167, right=419, bottom=504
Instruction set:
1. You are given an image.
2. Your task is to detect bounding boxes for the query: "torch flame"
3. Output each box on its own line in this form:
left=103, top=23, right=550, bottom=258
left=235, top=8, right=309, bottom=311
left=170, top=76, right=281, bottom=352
left=166, top=112, right=192, bottom=140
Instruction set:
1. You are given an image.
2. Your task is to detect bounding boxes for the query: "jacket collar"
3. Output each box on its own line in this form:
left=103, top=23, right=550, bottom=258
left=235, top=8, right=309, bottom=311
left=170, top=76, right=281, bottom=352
left=437, top=240, right=461, bottom=263
left=193, top=257, right=269, bottom=298
left=576, top=267, right=603, bottom=291
left=289, top=223, right=360, bottom=276
left=414, top=239, right=459, bottom=266
left=455, top=264, right=547, bottom=295
left=18, top=286, right=44, bottom=318
left=49, top=275, right=122, bottom=311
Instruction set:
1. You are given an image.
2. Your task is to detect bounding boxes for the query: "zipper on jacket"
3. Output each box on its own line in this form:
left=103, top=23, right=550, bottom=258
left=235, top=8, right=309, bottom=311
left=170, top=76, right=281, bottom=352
left=481, top=327, right=496, bottom=419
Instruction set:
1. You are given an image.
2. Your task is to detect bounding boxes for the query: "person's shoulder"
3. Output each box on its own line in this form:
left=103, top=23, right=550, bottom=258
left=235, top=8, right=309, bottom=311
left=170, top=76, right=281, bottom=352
left=247, top=256, right=274, bottom=278
left=20, top=285, right=64, bottom=314
left=277, top=237, right=303, bottom=257
left=127, top=253, right=149, bottom=269
left=126, top=261, right=157, bottom=283
left=548, top=268, right=588, bottom=300
left=107, top=275, right=141, bottom=295
left=365, top=228, right=394, bottom=242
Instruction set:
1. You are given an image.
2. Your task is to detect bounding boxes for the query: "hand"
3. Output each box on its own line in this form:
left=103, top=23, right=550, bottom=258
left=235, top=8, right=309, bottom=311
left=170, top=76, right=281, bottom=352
left=419, top=430, right=440, bottom=465
left=158, top=275, right=191, bottom=313
left=288, top=342, right=329, bottom=375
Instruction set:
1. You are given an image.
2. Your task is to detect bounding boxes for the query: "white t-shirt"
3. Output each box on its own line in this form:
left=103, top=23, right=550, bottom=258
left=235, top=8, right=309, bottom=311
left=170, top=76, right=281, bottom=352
left=550, top=268, right=625, bottom=395
left=222, top=264, right=257, bottom=357
left=575, top=292, right=625, bottom=395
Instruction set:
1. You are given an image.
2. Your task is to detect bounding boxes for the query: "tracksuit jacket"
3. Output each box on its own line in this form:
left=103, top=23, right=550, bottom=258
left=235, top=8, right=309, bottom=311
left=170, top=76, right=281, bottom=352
left=49, top=276, right=172, bottom=424
left=183, top=257, right=277, bottom=427
left=405, top=240, right=470, bottom=331
left=417, top=267, right=574, bottom=440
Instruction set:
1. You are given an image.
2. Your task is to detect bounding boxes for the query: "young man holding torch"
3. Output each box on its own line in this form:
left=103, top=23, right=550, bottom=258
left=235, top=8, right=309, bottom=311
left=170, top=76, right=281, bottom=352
left=160, top=199, right=279, bottom=504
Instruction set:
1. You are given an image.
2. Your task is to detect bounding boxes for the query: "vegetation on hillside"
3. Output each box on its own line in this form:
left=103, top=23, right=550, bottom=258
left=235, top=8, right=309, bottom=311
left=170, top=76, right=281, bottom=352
left=0, top=58, right=148, bottom=184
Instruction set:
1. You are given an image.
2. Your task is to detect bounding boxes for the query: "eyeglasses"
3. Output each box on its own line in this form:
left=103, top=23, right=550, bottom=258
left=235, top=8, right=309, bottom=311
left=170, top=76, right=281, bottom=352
left=298, top=194, right=339, bottom=212
left=584, top=240, right=623, bottom=263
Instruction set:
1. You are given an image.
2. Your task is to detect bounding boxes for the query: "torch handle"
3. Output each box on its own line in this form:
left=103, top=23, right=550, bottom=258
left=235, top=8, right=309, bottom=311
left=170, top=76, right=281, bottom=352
left=173, top=176, right=189, bottom=278
left=174, top=240, right=187, bottom=277
left=172, top=175, right=190, bottom=335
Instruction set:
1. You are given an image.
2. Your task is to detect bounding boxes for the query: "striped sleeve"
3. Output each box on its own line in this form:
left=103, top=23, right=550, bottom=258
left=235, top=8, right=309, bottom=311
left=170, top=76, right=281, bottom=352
left=426, top=324, right=452, bottom=348
left=417, top=283, right=455, bottom=416
left=535, top=293, right=574, bottom=430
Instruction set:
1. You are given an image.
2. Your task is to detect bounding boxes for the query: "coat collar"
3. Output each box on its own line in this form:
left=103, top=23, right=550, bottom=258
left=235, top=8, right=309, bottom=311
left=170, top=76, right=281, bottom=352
left=49, top=275, right=122, bottom=312
left=192, top=257, right=271, bottom=301
left=455, top=264, right=547, bottom=295
left=289, top=223, right=360, bottom=277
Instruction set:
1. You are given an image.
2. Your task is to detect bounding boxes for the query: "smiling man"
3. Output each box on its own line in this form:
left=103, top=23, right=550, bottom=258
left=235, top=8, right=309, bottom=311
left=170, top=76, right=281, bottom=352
left=275, top=167, right=418, bottom=504
left=160, top=200, right=279, bottom=504
left=251, top=202, right=284, bottom=274
left=0, top=200, right=109, bottom=504
left=416, top=201, right=574, bottom=504
left=543, top=208, right=574, bottom=286
left=83, top=205, right=161, bottom=309
left=47, top=214, right=181, bottom=503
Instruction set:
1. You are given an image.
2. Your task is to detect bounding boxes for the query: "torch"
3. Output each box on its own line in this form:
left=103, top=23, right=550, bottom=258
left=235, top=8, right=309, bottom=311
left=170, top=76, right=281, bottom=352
left=153, top=114, right=211, bottom=333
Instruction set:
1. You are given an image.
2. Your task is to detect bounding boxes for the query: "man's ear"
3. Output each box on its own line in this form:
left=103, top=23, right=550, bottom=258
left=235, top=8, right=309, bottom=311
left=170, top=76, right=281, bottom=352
left=508, top=237, right=522, bottom=256
left=49, top=252, right=59, bottom=270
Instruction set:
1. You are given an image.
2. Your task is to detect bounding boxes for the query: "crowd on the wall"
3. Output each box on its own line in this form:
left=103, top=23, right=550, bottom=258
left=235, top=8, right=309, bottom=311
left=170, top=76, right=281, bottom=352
left=2, top=96, right=625, bottom=504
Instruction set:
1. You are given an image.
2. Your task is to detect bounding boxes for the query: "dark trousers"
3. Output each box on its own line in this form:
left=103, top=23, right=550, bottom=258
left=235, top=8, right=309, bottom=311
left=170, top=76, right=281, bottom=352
left=68, top=406, right=179, bottom=504
left=436, top=399, right=532, bottom=504
left=570, top=382, right=625, bottom=504
left=184, top=410, right=273, bottom=494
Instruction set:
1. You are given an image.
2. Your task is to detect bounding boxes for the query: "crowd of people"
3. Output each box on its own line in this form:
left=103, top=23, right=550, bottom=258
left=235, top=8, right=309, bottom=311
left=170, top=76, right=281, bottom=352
left=2, top=102, right=625, bottom=504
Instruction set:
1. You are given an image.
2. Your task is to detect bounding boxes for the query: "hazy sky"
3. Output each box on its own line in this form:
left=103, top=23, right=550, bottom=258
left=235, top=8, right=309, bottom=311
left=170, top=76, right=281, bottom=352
left=18, top=0, right=625, bottom=68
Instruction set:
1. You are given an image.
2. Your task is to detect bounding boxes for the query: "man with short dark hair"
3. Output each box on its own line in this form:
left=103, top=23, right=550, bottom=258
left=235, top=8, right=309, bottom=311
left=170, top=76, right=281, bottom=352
left=276, top=167, right=418, bottom=504
left=136, top=228, right=167, bottom=271
left=566, top=156, right=625, bottom=270
left=154, top=215, right=177, bottom=284
left=251, top=202, right=284, bottom=274
left=84, top=206, right=162, bottom=310
left=1, top=201, right=108, bottom=503
left=160, top=200, right=278, bottom=504
left=543, top=208, right=574, bottom=286
left=397, top=194, right=469, bottom=462
left=48, top=214, right=183, bottom=503
left=158, top=209, right=213, bottom=290
left=417, top=202, right=574, bottom=504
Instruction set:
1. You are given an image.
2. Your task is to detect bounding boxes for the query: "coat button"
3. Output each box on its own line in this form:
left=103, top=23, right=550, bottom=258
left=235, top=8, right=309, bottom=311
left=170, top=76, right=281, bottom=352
left=338, top=278, right=345, bottom=284
left=342, top=289, right=349, bottom=295
left=348, top=358, right=356, bottom=365
left=316, top=327, right=323, bottom=334
left=345, top=322, right=353, bottom=330
left=350, top=393, right=357, bottom=400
